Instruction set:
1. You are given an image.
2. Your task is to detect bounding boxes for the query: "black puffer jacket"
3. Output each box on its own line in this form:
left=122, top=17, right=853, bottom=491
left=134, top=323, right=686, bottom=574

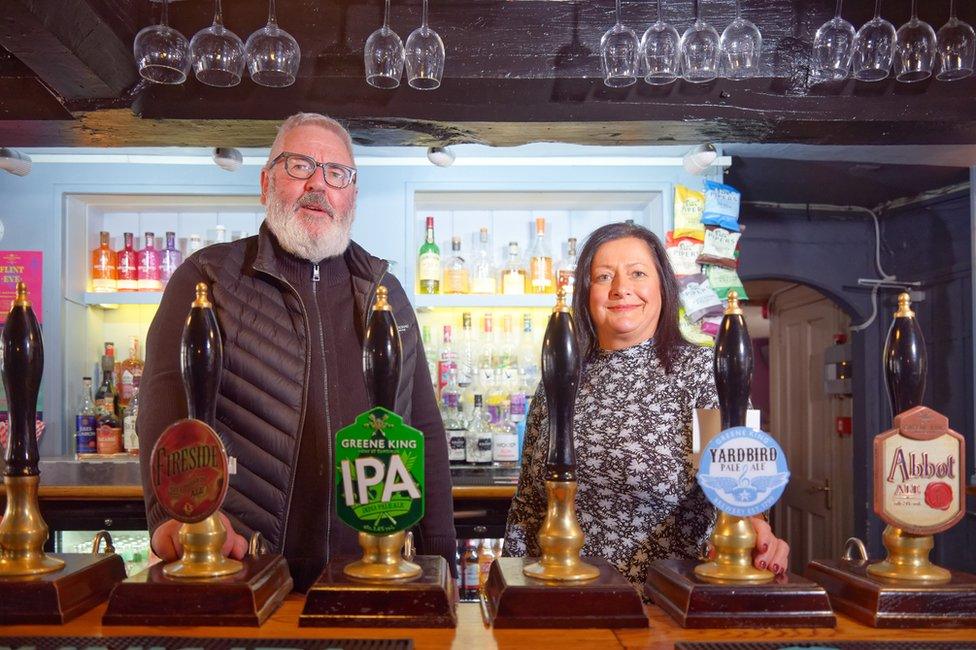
left=138, top=224, right=456, bottom=570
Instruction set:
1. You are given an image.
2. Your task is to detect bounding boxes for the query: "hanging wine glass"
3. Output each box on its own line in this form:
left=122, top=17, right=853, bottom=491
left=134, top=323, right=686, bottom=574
left=365, top=0, right=405, bottom=88
left=405, top=0, right=445, bottom=90
left=190, top=0, right=245, bottom=87
left=893, top=0, right=937, bottom=82
left=601, top=0, right=639, bottom=87
left=851, top=0, right=896, bottom=82
left=680, top=0, right=720, bottom=83
left=245, top=0, right=301, bottom=87
left=812, top=0, right=855, bottom=82
left=936, top=0, right=975, bottom=81
left=640, top=0, right=680, bottom=85
left=719, top=0, right=762, bottom=79
left=133, top=0, right=190, bottom=84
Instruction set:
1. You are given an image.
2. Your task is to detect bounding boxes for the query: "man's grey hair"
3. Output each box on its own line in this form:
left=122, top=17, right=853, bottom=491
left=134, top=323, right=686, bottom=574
left=266, top=113, right=355, bottom=167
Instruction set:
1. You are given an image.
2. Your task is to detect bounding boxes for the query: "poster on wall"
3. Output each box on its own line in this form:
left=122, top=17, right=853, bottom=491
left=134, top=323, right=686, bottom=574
left=0, top=251, right=44, bottom=448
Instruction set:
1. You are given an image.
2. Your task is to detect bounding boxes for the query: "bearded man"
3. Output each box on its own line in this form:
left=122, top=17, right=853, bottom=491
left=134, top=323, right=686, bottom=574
left=138, top=113, right=456, bottom=591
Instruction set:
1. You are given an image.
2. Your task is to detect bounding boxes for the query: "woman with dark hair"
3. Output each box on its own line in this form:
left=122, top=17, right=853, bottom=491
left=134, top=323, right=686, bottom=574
left=505, top=222, right=789, bottom=592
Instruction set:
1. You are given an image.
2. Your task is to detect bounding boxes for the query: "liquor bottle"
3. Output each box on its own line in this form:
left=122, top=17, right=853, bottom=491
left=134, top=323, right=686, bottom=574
left=118, top=336, right=144, bottom=410
left=497, top=314, right=518, bottom=381
left=477, top=313, right=496, bottom=388
left=456, top=312, right=476, bottom=390
left=527, top=217, right=555, bottom=294
left=557, top=236, right=578, bottom=298
left=75, top=376, right=97, bottom=456
left=509, top=370, right=529, bottom=426
left=500, top=241, right=527, bottom=295
left=437, top=325, right=457, bottom=398
left=486, top=368, right=508, bottom=426
left=96, top=344, right=119, bottom=417
left=441, top=367, right=463, bottom=415
left=215, top=224, right=227, bottom=243
left=91, top=231, right=117, bottom=292
left=123, top=384, right=140, bottom=455
left=95, top=352, right=122, bottom=453
left=442, top=236, right=470, bottom=294
left=462, top=540, right=481, bottom=600
left=188, top=233, right=203, bottom=254
left=417, top=216, right=441, bottom=294
left=492, top=405, right=519, bottom=467
left=421, top=324, right=438, bottom=391
left=116, top=232, right=139, bottom=292
left=160, top=231, right=182, bottom=285
left=478, top=538, right=496, bottom=587
left=518, top=314, right=541, bottom=395
left=137, top=231, right=162, bottom=291
left=466, top=395, right=493, bottom=464
left=469, top=227, right=497, bottom=294
left=445, top=400, right=468, bottom=464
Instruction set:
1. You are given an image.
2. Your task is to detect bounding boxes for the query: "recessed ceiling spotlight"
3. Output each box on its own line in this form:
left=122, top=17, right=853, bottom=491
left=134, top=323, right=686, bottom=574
left=0, top=148, right=32, bottom=176
left=683, top=143, right=718, bottom=175
left=212, top=147, right=243, bottom=172
left=426, top=146, right=455, bottom=167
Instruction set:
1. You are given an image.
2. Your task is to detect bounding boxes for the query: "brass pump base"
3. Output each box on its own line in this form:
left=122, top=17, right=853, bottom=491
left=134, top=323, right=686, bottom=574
left=866, top=525, right=951, bottom=584
left=344, top=531, right=422, bottom=581
left=694, top=512, right=773, bottom=584
left=162, top=513, right=244, bottom=579
left=0, top=475, right=65, bottom=576
left=523, top=480, right=600, bottom=582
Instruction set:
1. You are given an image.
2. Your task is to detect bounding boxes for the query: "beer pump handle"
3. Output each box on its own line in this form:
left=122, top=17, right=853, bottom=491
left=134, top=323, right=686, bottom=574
left=181, top=283, right=223, bottom=428
left=363, top=286, right=402, bottom=412
left=542, top=287, right=580, bottom=482
left=1, top=282, right=43, bottom=476
left=714, top=291, right=753, bottom=431
left=883, top=292, right=927, bottom=416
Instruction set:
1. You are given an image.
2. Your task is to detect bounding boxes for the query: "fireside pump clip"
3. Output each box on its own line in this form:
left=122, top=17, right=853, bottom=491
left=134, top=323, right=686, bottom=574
left=0, top=282, right=126, bottom=625
left=102, top=283, right=292, bottom=627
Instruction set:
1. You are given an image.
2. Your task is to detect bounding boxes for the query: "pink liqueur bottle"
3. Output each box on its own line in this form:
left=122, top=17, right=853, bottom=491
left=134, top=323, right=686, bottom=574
left=137, top=231, right=162, bottom=291
left=116, top=232, right=138, bottom=292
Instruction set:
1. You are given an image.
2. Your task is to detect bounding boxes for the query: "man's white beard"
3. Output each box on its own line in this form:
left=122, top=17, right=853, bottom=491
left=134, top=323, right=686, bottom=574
left=264, top=184, right=354, bottom=262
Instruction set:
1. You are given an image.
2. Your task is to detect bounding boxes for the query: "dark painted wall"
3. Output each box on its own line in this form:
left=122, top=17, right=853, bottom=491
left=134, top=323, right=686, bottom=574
left=738, top=194, right=974, bottom=572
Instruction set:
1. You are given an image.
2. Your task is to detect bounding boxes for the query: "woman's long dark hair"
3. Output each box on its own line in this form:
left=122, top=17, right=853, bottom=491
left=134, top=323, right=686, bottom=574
left=571, top=222, right=687, bottom=374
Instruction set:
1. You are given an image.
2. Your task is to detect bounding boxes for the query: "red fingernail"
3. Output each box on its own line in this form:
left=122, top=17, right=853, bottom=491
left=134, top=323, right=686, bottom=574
left=759, top=560, right=767, bottom=569
left=771, top=564, right=780, bottom=574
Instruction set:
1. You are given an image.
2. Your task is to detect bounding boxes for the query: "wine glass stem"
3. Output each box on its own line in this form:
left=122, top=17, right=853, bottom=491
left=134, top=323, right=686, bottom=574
left=422, top=0, right=429, bottom=29
left=268, top=0, right=277, bottom=26
left=214, top=0, right=223, bottom=26
left=834, top=0, right=842, bottom=19
left=950, top=0, right=956, bottom=19
left=383, top=0, right=391, bottom=28
left=735, top=0, right=741, bottom=19
left=615, top=0, right=622, bottom=25
left=910, top=0, right=916, bottom=19
left=161, top=0, right=169, bottom=26
left=656, top=0, right=662, bottom=23
left=873, top=0, right=881, bottom=19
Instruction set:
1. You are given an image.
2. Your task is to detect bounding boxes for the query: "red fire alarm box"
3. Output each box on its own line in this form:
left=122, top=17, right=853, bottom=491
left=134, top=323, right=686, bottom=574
left=835, top=416, right=852, bottom=436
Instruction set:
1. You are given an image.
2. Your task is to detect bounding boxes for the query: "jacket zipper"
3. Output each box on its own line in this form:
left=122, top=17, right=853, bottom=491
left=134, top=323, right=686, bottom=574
left=255, top=267, right=311, bottom=554
left=310, top=262, right=334, bottom=561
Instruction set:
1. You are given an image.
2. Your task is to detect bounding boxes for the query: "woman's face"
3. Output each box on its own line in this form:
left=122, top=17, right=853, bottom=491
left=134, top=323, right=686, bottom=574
left=588, top=237, right=662, bottom=351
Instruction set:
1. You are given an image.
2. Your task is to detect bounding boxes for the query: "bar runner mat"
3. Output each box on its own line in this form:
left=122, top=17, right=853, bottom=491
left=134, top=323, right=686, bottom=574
left=0, top=639, right=411, bottom=650
left=680, top=641, right=976, bottom=650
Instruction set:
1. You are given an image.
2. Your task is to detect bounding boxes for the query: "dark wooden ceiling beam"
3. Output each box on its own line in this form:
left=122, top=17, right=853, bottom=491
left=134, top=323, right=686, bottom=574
left=0, top=0, right=139, bottom=101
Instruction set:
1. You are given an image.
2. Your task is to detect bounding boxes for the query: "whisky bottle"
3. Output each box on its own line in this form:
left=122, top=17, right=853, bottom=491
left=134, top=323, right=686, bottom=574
left=442, top=236, right=470, bottom=294
left=417, top=216, right=441, bottom=294
left=527, top=217, right=555, bottom=294
left=500, top=241, right=527, bottom=295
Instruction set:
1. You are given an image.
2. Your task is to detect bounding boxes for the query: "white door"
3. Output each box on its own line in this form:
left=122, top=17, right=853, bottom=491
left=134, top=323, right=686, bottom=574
left=770, top=285, right=853, bottom=574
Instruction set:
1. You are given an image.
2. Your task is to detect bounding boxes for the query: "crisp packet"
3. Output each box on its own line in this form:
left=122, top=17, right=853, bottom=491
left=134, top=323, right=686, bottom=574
left=679, top=307, right=715, bottom=347
left=674, top=185, right=706, bottom=240
left=665, top=231, right=703, bottom=276
left=678, top=274, right=724, bottom=322
left=702, top=180, right=741, bottom=231
left=699, top=316, right=724, bottom=337
left=705, top=264, right=747, bottom=302
left=696, top=225, right=741, bottom=269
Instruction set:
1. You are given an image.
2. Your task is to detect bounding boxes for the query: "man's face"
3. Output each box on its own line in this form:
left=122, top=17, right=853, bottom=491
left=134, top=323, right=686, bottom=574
left=260, top=124, right=358, bottom=261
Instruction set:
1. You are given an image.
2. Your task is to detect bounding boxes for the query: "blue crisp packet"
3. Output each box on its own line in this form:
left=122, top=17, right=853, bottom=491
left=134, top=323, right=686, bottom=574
left=702, top=180, right=741, bottom=232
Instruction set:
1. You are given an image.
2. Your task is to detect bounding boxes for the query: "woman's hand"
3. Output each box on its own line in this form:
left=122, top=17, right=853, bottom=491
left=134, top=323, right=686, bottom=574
left=749, top=516, right=790, bottom=575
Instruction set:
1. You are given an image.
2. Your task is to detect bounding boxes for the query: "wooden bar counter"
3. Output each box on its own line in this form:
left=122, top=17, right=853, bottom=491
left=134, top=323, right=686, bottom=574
left=2, top=596, right=974, bottom=649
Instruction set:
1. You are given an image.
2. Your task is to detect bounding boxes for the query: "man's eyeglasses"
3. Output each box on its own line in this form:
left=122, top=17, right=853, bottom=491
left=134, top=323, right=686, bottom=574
left=268, top=152, right=357, bottom=189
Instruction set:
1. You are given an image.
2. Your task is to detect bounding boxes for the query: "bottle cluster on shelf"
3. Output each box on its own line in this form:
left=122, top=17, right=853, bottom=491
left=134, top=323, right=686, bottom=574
left=457, top=537, right=504, bottom=601
left=90, top=226, right=251, bottom=293
left=76, top=337, right=144, bottom=457
left=417, top=216, right=578, bottom=297
left=422, top=311, right=543, bottom=468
